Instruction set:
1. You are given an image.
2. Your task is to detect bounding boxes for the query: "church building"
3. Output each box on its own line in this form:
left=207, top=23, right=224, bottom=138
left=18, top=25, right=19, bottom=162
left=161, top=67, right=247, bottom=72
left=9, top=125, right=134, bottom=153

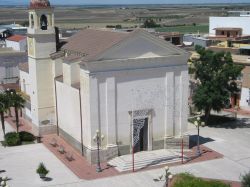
left=20, top=0, right=190, bottom=163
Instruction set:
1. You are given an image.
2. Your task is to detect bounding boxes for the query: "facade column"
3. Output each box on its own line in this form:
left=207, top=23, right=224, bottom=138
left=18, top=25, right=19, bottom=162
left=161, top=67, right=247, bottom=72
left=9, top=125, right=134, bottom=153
left=164, top=71, right=174, bottom=143
left=105, top=77, right=118, bottom=159
left=106, top=77, right=117, bottom=145
left=89, top=76, right=100, bottom=147
left=180, top=70, right=189, bottom=136
left=174, top=72, right=181, bottom=136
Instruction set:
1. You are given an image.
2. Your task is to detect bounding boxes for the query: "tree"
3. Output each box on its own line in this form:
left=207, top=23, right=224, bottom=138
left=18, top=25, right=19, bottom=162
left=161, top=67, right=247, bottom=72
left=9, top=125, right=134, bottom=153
left=192, top=46, right=244, bottom=125
left=143, top=19, right=159, bottom=28
left=0, top=92, right=9, bottom=137
left=5, top=89, right=15, bottom=117
left=10, top=91, right=25, bottom=133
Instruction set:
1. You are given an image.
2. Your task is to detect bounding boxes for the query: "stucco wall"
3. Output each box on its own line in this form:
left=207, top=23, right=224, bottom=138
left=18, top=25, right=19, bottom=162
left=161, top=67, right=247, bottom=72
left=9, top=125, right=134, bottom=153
left=88, top=64, right=188, bottom=149
left=20, top=70, right=32, bottom=96
left=28, top=57, right=55, bottom=126
left=240, top=87, right=250, bottom=108
left=56, top=81, right=82, bottom=143
left=6, top=39, right=27, bottom=52
left=209, top=17, right=250, bottom=35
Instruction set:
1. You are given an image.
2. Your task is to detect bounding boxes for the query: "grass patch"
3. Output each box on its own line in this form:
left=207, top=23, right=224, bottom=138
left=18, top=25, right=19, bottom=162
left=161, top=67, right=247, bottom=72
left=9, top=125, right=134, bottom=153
left=173, top=173, right=230, bottom=187
left=156, top=24, right=209, bottom=34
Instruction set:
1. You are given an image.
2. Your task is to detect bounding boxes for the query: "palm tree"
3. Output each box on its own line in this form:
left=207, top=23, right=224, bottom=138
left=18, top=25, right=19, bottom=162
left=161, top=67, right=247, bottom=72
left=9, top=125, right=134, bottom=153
left=11, top=92, right=25, bottom=133
left=5, top=89, right=14, bottom=117
left=0, top=92, right=9, bottom=137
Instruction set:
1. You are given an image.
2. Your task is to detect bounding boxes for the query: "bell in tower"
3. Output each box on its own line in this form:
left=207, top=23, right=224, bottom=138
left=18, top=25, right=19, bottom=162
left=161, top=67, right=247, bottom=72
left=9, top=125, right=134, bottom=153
left=40, top=15, right=48, bottom=30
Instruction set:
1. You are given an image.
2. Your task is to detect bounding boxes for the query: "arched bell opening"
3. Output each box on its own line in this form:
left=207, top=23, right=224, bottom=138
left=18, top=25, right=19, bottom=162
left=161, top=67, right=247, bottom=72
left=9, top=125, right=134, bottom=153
left=40, top=14, right=48, bottom=30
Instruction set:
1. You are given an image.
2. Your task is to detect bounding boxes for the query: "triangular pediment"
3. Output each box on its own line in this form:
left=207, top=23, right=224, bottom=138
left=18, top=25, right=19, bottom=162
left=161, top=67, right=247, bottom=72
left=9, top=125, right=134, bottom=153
left=92, top=30, right=188, bottom=61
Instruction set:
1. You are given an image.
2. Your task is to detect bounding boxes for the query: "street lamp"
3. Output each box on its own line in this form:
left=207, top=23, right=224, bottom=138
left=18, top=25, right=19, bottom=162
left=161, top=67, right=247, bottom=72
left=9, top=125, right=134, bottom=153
left=93, top=129, right=105, bottom=173
left=194, top=117, right=204, bottom=156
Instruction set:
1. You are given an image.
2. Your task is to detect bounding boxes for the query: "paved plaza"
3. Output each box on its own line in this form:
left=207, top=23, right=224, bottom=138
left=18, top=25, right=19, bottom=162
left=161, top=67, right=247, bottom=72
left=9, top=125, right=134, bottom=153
left=0, top=122, right=80, bottom=187
left=0, top=114, right=250, bottom=186
left=52, top=115, right=250, bottom=186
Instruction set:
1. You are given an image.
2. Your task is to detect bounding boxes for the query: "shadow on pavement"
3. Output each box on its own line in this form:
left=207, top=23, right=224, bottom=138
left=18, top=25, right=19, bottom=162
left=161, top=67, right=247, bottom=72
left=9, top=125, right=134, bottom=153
left=42, top=177, right=53, bottom=182
left=189, top=135, right=215, bottom=149
left=208, top=118, right=250, bottom=129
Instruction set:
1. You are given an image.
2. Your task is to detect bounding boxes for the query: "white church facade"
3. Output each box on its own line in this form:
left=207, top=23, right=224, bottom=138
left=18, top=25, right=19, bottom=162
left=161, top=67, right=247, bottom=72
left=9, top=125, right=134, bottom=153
left=20, top=0, right=190, bottom=163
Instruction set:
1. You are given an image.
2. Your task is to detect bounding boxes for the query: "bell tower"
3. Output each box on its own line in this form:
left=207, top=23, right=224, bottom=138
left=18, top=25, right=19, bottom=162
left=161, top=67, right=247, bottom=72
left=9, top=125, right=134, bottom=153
left=27, top=0, right=57, bottom=133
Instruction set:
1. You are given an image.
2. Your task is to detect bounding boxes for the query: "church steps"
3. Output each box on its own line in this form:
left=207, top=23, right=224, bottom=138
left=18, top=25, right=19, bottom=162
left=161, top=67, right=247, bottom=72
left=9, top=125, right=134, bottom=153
left=108, top=149, right=187, bottom=172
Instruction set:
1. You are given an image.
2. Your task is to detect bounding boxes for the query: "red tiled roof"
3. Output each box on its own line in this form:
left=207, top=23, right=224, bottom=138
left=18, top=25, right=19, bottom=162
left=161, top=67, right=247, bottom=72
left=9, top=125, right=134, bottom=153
left=29, top=0, right=51, bottom=9
left=6, top=35, right=26, bottom=42
left=62, top=29, right=130, bottom=62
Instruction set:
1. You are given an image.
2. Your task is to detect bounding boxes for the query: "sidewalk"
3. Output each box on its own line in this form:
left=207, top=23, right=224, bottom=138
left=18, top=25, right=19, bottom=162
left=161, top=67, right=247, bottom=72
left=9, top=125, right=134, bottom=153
left=224, top=108, right=250, bottom=116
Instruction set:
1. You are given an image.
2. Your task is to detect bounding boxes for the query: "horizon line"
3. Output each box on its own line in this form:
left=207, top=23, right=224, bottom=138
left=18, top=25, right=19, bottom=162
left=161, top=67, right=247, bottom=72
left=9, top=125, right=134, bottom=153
left=1, top=2, right=250, bottom=6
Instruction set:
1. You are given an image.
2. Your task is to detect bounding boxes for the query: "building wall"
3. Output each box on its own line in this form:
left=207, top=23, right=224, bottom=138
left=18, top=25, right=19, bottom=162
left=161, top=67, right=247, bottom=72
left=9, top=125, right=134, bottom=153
left=20, top=70, right=32, bottom=96
left=183, top=35, right=212, bottom=47
left=56, top=81, right=82, bottom=143
left=209, top=17, right=250, bottom=35
left=5, top=39, right=27, bottom=52
left=0, top=66, right=19, bottom=84
left=240, top=87, right=250, bottom=109
left=28, top=57, right=55, bottom=127
left=87, top=64, right=188, bottom=151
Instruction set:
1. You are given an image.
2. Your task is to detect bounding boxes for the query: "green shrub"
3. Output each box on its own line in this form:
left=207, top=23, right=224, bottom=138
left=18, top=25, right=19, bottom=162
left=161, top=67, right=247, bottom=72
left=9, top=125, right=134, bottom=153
left=19, top=131, right=35, bottom=142
left=36, top=162, right=49, bottom=176
left=241, top=171, right=250, bottom=187
left=173, top=173, right=230, bottom=187
left=4, top=132, right=21, bottom=146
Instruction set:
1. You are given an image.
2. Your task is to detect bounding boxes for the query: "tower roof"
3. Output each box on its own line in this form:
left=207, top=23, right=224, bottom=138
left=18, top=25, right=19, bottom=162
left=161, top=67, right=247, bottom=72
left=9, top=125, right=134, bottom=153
left=29, top=0, right=51, bottom=9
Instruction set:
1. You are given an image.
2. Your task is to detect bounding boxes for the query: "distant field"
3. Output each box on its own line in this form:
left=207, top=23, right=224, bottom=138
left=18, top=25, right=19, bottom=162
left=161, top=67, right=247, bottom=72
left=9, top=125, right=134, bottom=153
left=156, top=24, right=209, bottom=34
left=0, top=5, right=249, bottom=30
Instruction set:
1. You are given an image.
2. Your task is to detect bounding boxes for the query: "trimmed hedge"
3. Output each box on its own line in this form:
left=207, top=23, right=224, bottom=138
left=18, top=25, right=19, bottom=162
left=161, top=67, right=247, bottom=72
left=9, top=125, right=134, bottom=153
left=19, top=131, right=35, bottom=142
left=5, top=132, right=21, bottom=146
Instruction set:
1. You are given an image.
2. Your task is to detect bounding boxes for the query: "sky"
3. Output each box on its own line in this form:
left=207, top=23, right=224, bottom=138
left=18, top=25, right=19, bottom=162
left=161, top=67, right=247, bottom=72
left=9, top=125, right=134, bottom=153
left=1, top=0, right=250, bottom=5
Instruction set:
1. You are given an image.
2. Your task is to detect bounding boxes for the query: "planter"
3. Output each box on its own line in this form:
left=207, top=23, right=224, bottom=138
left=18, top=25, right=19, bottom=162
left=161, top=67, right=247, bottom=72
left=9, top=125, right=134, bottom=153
left=39, top=173, right=46, bottom=178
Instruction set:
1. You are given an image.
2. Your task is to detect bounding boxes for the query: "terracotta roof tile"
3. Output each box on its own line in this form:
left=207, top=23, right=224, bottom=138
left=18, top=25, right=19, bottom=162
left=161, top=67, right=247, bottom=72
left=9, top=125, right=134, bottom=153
left=29, top=0, right=51, bottom=9
left=62, top=29, right=129, bottom=62
left=7, top=35, right=26, bottom=42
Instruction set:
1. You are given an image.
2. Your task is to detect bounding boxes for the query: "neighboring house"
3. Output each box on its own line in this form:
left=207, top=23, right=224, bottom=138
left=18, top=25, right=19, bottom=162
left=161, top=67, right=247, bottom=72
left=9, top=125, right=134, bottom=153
left=6, top=35, right=27, bottom=52
left=209, top=17, right=250, bottom=36
left=227, top=11, right=250, bottom=17
left=157, top=32, right=184, bottom=46
left=183, top=34, right=212, bottom=47
left=20, top=0, right=190, bottom=163
left=0, top=52, right=27, bottom=84
left=0, top=28, right=12, bottom=40
left=209, top=17, right=250, bottom=45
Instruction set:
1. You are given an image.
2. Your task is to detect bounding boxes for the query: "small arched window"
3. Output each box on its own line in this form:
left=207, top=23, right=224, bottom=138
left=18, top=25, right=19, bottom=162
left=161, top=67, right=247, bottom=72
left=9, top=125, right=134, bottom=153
left=40, top=15, right=48, bottom=30
left=30, top=14, right=34, bottom=28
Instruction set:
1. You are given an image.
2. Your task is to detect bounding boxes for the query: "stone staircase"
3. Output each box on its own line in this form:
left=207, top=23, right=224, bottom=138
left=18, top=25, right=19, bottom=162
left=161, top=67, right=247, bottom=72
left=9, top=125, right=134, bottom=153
left=108, top=149, right=187, bottom=172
